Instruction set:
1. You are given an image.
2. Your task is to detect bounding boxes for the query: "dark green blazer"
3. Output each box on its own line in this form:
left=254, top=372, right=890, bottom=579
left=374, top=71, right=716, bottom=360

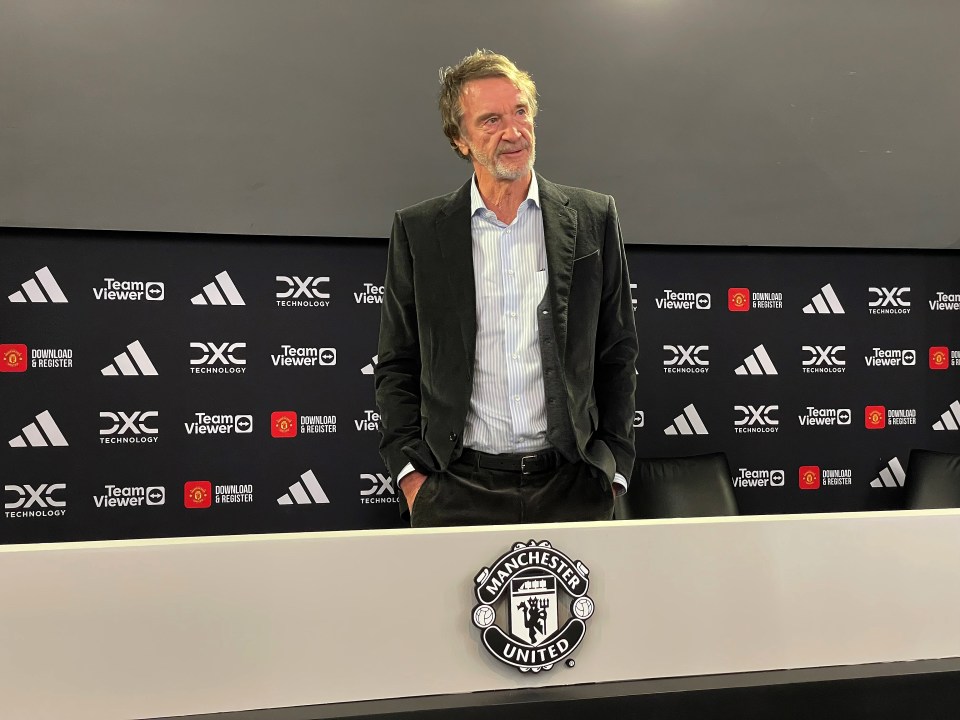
left=375, top=174, right=638, bottom=494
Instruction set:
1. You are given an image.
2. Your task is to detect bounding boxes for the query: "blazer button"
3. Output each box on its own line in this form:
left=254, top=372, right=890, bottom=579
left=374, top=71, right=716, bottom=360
left=449, top=432, right=458, bottom=442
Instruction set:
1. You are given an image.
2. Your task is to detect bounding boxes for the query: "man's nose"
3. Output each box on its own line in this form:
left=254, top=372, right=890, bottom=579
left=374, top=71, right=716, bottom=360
left=502, top=123, right=522, bottom=141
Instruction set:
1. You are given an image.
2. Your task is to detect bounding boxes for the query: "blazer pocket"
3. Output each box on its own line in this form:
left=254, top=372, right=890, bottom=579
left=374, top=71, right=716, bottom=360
left=574, top=248, right=600, bottom=262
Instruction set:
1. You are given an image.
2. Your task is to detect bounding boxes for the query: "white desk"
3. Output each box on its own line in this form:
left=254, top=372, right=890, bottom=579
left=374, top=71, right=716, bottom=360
left=2, top=510, right=959, bottom=720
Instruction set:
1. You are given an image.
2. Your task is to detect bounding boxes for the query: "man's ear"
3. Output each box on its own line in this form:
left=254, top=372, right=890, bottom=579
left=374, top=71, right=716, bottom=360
left=453, top=135, right=471, bottom=159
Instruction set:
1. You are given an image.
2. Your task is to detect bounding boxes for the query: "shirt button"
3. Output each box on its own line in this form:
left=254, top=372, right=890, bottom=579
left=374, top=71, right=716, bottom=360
left=514, top=396, right=521, bottom=402
left=512, top=353, right=519, bottom=359
left=510, top=311, right=517, bottom=318
left=507, top=269, right=515, bottom=276
left=449, top=432, right=458, bottom=441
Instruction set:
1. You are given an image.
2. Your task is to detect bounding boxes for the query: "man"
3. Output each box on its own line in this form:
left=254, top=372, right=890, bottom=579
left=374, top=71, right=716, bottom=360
left=376, top=50, right=637, bottom=527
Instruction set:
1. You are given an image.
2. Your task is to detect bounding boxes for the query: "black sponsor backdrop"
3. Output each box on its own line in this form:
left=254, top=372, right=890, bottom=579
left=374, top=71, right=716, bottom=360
left=1, top=229, right=958, bottom=543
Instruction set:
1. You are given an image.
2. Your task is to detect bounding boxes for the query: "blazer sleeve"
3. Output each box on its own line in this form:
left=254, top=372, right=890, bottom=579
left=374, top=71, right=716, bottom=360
left=593, top=195, right=639, bottom=484
left=375, top=212, right=434, bottom=481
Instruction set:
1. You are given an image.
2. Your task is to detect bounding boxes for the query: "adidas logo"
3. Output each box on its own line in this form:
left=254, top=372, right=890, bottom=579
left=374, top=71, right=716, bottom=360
left=734, top=344, right=778, bottom=375
left=8, top=266, right=68, bottom=303
left=9, top=410, right=68, bottom=447
left=870, top=457, right=905, bottom=488
left=664, top=404, right=709, bottom=435
left=933, top=400, right=960, bottom=431
left=101, top=340, right=158, bottom=376
left=361, top=355, right=379, bottom=375
left=802, top=284, right=845, bottom=314
left=277, top=469, right=330, bottom=505
left=190, top=271, right=245, bottom=305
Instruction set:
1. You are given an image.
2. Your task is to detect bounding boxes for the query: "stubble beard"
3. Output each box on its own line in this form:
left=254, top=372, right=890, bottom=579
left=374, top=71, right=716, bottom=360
left=473, top=141, right=536, bottom=181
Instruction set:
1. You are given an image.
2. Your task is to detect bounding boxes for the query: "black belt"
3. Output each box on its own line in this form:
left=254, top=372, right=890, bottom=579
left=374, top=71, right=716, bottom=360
left=460, top=448, right=561, bottom=475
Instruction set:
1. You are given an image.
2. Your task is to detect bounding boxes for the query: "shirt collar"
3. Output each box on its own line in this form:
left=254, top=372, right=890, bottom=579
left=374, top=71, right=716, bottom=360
left=470, top=172, right=540, bottom=216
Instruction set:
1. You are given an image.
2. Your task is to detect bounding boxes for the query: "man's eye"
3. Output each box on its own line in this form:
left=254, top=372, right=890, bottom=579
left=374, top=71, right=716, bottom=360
left=517, top=108, right=527, bottom=116
left=484, top=117, right=499, bottom=126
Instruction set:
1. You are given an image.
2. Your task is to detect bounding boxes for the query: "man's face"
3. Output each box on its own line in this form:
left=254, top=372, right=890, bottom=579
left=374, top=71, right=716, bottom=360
left=454, top=76, right=535, bottom=182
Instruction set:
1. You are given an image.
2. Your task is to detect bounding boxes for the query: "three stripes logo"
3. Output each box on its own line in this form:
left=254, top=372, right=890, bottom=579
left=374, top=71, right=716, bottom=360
left=190, top=271, right=245, bottom=306
left=734, top=344, right=778, bottom=375
left=9, top=410, right=68, bottom=448
left=870, top=457, right=905, bottom=488
left=361, top=354, right=379, bottom=375
left=8, top=266, right=68, bottom=303
left=101, top=340, right=158, bottom=376
left=664, top=404, right=709, bottom=435
left=802, top=284, right=845, bottom=314
left=933, top=400, right=960, bottom=431
left=277, top=469, right=330, bottom=505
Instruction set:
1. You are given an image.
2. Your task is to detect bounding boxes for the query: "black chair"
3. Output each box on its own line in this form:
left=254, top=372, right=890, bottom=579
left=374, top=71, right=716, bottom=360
left=903, top=449, right=960, bottom=509
left=614, top=452, right=739, bottom=519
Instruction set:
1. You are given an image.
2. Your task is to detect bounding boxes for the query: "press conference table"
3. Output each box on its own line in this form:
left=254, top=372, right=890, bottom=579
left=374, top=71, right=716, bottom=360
left=2, top=510, right=960, bottom=720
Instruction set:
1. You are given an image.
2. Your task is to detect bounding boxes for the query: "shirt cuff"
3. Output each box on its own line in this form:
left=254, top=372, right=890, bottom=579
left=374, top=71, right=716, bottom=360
left=613, top=473, right=627, bottom=497
left=396, top=462, right=417, bottom=489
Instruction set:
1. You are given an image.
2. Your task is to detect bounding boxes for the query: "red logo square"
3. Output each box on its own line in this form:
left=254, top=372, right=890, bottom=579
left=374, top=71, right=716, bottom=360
left=184, top=481, right=212, bottom=508
left=865, top=406, right=886, bottom=429
left=0, top=344, right=28, bottom=372
left=271, top=411, right=298, bottom=438
left=930, top=346, right=950, bottom=370
left=799, top=466, right=821, bottom=490
left=728, top=288, right=750, bottom=312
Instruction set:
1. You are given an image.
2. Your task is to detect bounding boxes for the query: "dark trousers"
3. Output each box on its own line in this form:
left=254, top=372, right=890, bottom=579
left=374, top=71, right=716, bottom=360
left=409, top=451, right=615, bottom=528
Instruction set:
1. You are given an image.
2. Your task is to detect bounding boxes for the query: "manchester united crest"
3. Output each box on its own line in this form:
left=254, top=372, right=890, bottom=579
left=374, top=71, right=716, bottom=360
left=471, top=540, right=594, bottom=672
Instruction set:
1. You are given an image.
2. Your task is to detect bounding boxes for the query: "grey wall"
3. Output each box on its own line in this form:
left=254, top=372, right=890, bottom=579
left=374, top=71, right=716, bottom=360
left=2, top=0, right=958, bottom=248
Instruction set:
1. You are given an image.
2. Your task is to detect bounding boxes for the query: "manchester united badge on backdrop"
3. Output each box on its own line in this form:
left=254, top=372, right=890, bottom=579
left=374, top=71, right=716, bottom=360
left=471, top=540, right=594, bottom=673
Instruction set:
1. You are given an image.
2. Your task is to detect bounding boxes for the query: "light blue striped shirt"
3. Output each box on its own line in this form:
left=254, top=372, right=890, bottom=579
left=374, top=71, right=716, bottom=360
left=463, top=173, right=551, bottom=453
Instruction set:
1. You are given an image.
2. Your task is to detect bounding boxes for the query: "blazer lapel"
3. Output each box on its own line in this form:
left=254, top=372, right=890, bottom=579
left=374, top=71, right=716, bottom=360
left=538, top=175, right=577, bottom=363
left=436, top=179, right=477, bottom=365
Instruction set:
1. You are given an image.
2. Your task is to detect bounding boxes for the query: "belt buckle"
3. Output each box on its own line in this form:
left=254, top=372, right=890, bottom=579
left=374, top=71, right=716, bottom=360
left=520, top=455, right=538, bottom=475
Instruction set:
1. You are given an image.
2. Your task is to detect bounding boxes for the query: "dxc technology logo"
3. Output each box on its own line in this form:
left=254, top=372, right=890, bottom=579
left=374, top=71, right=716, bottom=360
left=868, top=287, right=910, bottom=314
left=190, top=342, right=247, bottom=374
left=276, top=276, right=330, bottom=307
left=5, top=484, right=66, bottom=518
left=802, top=345, right=845, bottom=374
left=100, top=411, right=159, bottom=444
left=733, top=405, right=779, bottom=433
left=360, top=473, right=396, bottom=504
left=662, top=345, right=708, bottom=374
